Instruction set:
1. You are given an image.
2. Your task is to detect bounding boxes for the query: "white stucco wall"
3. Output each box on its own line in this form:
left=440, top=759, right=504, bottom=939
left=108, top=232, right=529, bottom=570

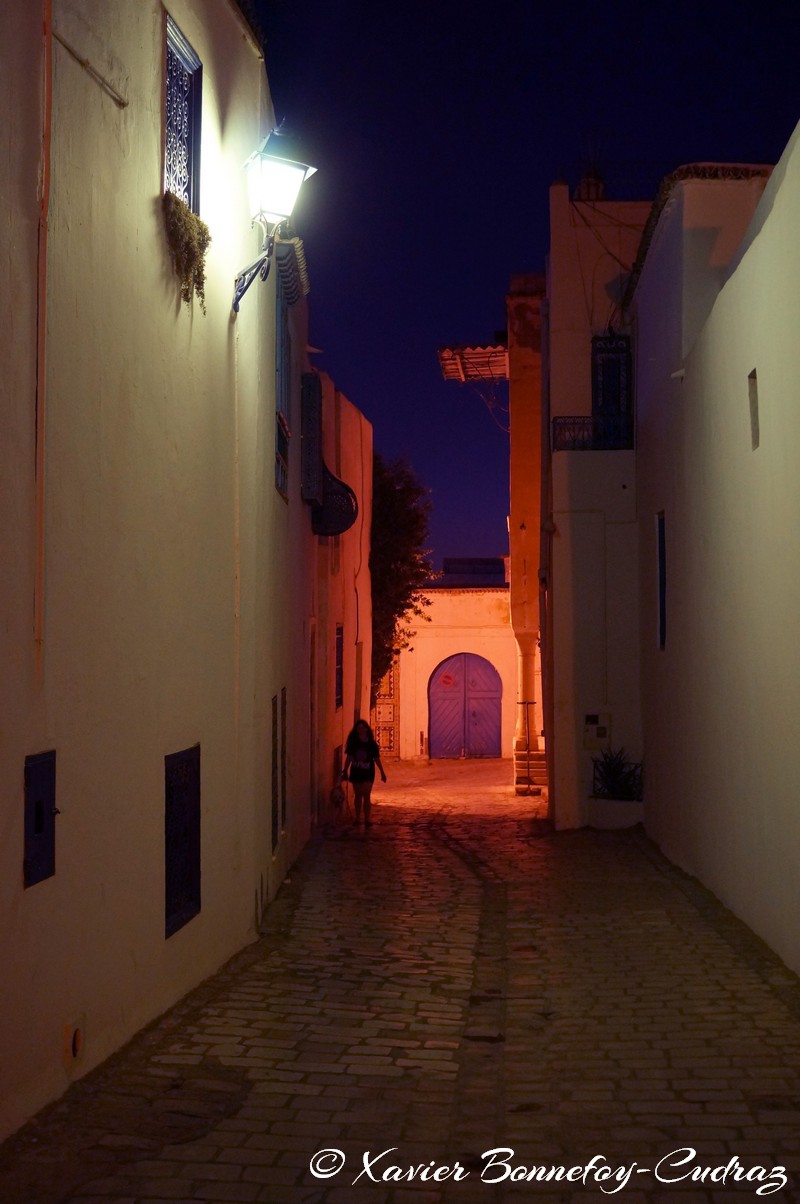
left=396, top=589, right=517, bottom=759
left=635, top=132, right=800, bottom=973
left=550, top=452, right=641, bottom=826
left=545, top=187, right=648, bottom=827
left=316, top=375, right=373, bottom=802
left=0, top=0, right=357, bottom=1139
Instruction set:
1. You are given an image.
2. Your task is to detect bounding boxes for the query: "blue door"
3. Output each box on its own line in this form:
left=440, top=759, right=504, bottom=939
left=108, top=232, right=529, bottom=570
left=428, top=653, right=502, bottom=758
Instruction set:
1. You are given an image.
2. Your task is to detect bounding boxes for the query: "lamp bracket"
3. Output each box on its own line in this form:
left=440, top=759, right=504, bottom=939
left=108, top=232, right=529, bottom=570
left=232, top=220, right=280, bottom=312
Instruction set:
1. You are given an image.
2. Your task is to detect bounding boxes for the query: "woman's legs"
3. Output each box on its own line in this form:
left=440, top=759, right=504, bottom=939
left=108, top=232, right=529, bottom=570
left=352, top=779, right=373, bottom=824
left=362, top=782, right=373, bottom=825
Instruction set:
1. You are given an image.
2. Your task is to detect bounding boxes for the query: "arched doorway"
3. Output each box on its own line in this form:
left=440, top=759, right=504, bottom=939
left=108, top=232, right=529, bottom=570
left=428, top=653, right=502, bottom=758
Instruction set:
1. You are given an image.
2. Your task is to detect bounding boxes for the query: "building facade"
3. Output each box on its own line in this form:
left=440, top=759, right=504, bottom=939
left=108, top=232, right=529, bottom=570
left=542, top=178, right=650, bottom=828
left=438, top=279, right=547, bottom=793
left=630, top=155, right=798, bottom=966
left=540, top=136, right=800, bottom=969
left=314, top=371, right=374, bottom=793
left=0, top=0, right=369, bottom=1138
left=394, top=561, right=517, bottom=761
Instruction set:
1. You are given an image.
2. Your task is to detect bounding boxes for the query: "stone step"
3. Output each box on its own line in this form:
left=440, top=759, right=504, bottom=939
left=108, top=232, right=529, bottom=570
left=514, top=771, right=548, bottom=784
left=514, top=750, right=548, bottom=787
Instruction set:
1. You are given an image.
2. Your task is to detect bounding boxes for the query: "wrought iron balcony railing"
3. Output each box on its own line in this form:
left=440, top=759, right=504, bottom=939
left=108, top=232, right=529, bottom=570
left=552, top=415, right=634, bottom=451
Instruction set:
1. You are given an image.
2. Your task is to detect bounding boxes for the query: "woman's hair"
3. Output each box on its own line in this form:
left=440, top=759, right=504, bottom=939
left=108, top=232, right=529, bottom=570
left=346, top=720, right=376, bottom=747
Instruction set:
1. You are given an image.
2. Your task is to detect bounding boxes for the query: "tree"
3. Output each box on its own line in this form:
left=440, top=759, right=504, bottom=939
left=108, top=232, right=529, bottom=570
left=370, top=453, right=433, bottom=700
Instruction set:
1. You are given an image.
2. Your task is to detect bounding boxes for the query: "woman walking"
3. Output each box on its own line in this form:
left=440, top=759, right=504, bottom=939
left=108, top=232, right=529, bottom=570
left=342, top=720, right=386, bottom=827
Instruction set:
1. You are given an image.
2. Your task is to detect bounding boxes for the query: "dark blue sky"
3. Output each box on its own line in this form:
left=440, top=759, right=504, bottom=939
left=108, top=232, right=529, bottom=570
left=257, top=0, right=799, bottom=567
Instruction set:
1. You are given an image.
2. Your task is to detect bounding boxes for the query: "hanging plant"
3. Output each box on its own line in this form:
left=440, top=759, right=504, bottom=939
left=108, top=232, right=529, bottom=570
left=162, top=191, right=211, bottom=313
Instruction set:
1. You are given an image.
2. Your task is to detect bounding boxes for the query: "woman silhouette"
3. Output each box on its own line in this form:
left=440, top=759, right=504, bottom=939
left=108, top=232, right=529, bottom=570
left=342, top=720, right=386, bottom=827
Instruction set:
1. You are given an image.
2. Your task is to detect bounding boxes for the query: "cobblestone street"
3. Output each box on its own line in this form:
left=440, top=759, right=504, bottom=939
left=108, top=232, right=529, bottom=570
left=3, top=760, right=800, bottom=1203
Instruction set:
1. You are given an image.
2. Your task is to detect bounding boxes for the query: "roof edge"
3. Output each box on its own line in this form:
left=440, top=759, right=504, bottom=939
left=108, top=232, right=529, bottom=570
left=622, top=163, right=773, bottom=312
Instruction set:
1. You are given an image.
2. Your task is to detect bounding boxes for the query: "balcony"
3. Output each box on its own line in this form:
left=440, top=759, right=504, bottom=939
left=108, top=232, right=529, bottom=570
left=552, top=415, right=634, bottom=452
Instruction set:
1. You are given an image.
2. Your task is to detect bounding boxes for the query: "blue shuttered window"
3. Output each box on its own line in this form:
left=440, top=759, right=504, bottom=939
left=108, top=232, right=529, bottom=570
left=657, top=513, right=667, bottom=650
left=275, top=276, right=292, bottom=497
left=165, top=745, right=201, bottom=938
left=280, top=688, right=287, bottom=829
left=300, top=372, right=323, bottom=505
left=271, top=696, right=279, bottom=851
left=24, top=751, right=57, bottom=888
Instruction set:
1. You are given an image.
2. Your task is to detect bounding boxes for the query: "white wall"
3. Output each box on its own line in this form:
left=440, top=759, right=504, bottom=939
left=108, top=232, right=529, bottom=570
left=397, top=589, right=517, bottom=759
left=0, top=0, right=329, bottom=1138
left=635, top=132, right=800, bottom=973
left=550, top=452, right=640, bottom=826
left=316, top=375, right=373, bottom=805
left=545, top=186, right=648, bottom=827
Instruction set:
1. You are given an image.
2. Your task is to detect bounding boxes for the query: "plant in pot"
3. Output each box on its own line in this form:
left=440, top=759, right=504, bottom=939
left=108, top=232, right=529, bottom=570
left=592, top=747, right=643, bottom=801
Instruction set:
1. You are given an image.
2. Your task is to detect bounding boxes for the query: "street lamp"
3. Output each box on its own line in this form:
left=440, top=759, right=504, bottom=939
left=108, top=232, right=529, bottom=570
left=232, top=127, right=317, bottom=312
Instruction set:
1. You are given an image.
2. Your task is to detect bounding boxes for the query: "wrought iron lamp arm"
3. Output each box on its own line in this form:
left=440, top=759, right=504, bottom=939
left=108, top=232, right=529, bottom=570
left=232, top=221, right=278, bottom=313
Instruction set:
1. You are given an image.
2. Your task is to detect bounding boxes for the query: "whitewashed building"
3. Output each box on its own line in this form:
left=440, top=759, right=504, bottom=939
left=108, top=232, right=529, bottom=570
left=541, top=176, right=650, bottom=828
left=393, top=560, right=517, bottom=761
left=540, top=131, right=800, bottom=970
left=629, top=152, right=800, bottom=968
left=0, top=0, right=370, bottom=1138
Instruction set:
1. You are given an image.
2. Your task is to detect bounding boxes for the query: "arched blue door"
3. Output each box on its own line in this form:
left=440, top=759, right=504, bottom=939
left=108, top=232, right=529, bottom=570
left=428, top=653, right=502, bottom=758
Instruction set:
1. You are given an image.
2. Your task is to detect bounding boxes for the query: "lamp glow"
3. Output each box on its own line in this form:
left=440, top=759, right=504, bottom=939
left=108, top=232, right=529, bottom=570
left=245, top=154, right=313, bottom=224
left=233, top=129, right=316, bottom=312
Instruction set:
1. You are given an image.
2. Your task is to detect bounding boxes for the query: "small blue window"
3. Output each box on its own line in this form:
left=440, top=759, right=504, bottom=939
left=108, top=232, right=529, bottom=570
left=275, top=276, right=292, bottom=496
left=657, top=512, right=667, bottom=650
left=165, top=744, right=201, bottom=938
left=165, top=16, right=202, bottom=213
left=271, top=696, right=279, bottom=851
left=24, top=751, right=57, bottom=888
left=280, top=687, right=287, bottom=829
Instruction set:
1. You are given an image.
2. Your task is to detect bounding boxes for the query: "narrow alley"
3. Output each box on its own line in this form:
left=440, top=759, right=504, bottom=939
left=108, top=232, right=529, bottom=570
left=2, top=761, right=800, bottom=1203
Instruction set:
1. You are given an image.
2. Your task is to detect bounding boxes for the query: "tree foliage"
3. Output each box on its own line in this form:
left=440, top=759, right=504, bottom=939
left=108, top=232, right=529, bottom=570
left=370, top=453, right=433, bottom=699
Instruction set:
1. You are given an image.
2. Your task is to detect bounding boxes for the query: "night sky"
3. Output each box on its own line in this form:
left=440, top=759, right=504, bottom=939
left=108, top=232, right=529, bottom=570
left=256, top=0, right=799, bottom=568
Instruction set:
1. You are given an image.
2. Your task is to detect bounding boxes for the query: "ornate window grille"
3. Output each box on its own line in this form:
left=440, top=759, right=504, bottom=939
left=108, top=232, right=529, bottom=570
left=164, top=16, right=202, bottom=212
left=552, top=415, right=634, bottom=451
left=592, top=334, right=632, bottom=421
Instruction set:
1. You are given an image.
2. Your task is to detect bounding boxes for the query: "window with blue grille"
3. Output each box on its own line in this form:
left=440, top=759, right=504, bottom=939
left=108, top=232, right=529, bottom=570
left=590, top=333, right=633, bottom=448
left=165, top=744, right=201, bottom=938
left=164, top=16, right=202, bottom=213
left=24, top=751, right=57, bottom=888
left=592, top=334, right=631, bottom=417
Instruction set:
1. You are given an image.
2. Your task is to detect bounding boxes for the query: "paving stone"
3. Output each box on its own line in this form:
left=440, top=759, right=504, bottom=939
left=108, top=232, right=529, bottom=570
left=3, top=761, right=800, bottom=1202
